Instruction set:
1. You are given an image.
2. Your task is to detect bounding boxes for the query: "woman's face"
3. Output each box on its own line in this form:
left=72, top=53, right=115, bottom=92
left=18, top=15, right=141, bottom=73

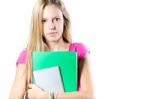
left=42, top=5, right=64, bottom=42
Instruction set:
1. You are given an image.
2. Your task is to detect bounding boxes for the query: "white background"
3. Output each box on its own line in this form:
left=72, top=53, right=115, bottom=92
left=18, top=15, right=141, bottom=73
left=0, top=0, right=150, bottom=99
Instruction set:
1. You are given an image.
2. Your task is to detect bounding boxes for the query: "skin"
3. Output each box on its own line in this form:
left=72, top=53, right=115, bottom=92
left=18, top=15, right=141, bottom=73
left=9, top=4, right=93, bottom=99
left=43, top=5, right=64, bottom=44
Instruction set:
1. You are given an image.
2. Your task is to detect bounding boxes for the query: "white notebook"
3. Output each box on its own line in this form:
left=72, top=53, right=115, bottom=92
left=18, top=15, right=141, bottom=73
left=33, top=66, right=64, bottom=92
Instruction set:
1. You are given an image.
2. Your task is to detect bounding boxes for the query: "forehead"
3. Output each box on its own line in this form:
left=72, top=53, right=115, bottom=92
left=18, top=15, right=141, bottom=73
left=43, top=5, right=63, bottom=18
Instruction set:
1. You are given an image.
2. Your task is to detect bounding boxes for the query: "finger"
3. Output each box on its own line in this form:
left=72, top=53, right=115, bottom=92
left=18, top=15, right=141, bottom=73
left=26, top=91, right=30, bottom=99
left=27, top=88, right=31, bottom=93
left=29, top=84, right=38, bottom=89
left=28, top=84, right=33, bottom=89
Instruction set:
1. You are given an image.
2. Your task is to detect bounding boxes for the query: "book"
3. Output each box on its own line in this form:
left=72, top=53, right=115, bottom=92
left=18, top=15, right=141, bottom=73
left=32, top=51, right=77, bottom=92
left=33, top=66, right=64, bottom=92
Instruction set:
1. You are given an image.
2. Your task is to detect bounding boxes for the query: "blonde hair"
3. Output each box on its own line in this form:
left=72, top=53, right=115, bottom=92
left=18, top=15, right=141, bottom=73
left=25, top=0, right=72, bottom=89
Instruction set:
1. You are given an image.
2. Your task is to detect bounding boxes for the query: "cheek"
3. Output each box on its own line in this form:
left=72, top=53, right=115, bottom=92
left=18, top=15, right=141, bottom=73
left=58, top=22, right=64, bottom=32
left=59, top=25, right=64, bottom=32
left=43, top=24, right=48, bottom=33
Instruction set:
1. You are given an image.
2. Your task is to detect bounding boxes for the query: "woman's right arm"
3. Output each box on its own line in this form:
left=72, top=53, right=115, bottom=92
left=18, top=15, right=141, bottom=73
left=9, top=64, right=27, bottom=99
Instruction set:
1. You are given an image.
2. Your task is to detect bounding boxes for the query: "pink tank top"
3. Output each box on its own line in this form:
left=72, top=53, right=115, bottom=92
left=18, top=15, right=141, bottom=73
left=16, top=43, right=89, bottom=91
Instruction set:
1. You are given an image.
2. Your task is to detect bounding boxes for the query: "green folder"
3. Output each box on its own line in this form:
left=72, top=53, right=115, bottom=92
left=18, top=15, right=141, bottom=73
left=32, top=51, right=77, bottom=92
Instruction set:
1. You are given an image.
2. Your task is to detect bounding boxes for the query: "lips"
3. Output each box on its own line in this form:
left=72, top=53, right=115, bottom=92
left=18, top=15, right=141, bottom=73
left=48, top=32, right=57, bottom=34
left=47, top=32, right=57, bottom=36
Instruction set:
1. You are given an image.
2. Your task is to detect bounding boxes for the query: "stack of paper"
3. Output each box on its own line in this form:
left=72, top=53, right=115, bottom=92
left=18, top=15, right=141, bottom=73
left=33, top=66, right=64, bottom=92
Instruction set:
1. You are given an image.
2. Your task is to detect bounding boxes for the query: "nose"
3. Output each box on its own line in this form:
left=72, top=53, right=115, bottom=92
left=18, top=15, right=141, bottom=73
left=48, top=21, right=55, bottom=30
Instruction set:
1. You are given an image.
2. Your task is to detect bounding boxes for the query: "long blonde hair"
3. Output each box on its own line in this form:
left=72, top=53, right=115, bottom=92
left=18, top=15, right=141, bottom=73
left=25, top=0, right=72, bottom=89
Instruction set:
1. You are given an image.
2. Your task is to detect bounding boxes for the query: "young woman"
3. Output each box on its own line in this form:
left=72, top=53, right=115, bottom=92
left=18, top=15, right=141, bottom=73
left=9, top=0, right=93, bottom=98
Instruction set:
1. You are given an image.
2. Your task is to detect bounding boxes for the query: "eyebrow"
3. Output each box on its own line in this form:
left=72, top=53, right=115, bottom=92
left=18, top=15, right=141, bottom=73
left=42, top=15, right=61, bottom=19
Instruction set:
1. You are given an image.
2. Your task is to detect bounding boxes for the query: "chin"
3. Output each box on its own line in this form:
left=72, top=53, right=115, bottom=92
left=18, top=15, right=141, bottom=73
left=48, top=38, right=60, bottom=42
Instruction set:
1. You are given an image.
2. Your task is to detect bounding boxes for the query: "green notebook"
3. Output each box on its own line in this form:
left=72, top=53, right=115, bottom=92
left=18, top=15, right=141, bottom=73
left=32, top=51, right=77, bottom=92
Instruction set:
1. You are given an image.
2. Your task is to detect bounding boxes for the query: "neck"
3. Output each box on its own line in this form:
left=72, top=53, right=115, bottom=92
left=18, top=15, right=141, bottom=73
left=47, top=38, right=69, bottom=51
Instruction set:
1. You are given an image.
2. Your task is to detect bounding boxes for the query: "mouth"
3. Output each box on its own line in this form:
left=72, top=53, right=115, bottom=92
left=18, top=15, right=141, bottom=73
left=47, top=32, right=57, bottom=36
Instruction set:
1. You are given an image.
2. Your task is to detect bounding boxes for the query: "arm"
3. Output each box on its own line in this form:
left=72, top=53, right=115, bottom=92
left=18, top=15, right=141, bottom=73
left=27, top=53, right=94, bottom=99
left=55, top=53, right=94, bottom=99
left=9, top=64, right=27, bottom=99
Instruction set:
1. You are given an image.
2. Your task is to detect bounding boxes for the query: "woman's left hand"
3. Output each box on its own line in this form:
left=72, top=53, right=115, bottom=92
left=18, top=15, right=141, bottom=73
left=27, top=84, right=48, bottom=99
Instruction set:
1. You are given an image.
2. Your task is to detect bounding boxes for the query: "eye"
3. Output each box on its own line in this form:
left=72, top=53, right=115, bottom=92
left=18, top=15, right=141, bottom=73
left=55, top=17, right=60, bottom=22
left=42, top=19, right=46, bottom=23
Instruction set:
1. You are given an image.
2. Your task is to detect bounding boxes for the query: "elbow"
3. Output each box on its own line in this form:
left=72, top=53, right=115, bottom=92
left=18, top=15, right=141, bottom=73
left=9, top=93, right=24, bottom=99
left=87, top=94, right=95, bottom=99
left=83, top=91, right=95, bottom=99
left=9, top=95, right=23, bottom=99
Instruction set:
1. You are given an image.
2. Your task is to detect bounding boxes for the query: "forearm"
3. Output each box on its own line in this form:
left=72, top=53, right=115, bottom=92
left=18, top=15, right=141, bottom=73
left=43, top=91, right=93, bottom=99
left=56, top=91, right=93, bottom=99
left=9, top=88, right=25, bottom=99
left=9, top=83, right=26, bottom=99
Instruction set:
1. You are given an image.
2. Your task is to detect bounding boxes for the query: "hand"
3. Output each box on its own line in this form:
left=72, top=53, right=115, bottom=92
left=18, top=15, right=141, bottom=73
left=27, top=84, right=49, bottom=99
